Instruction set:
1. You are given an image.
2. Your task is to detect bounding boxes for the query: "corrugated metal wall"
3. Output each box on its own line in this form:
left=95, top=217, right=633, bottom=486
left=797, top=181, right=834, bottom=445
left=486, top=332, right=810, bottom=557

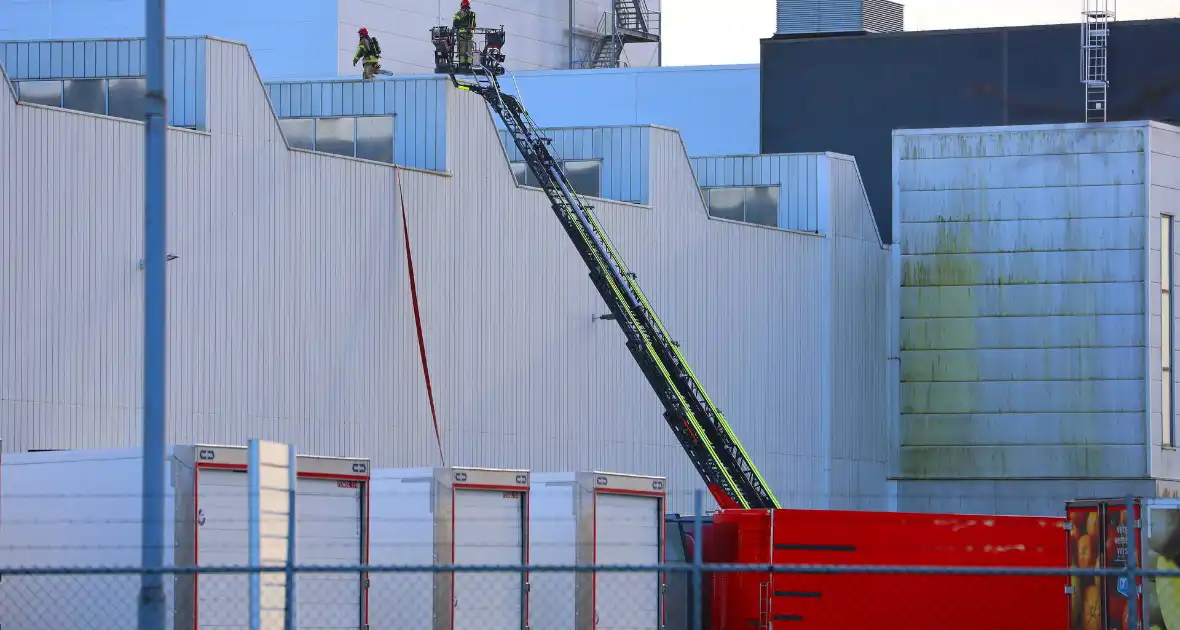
left=643, top=126, right=834, bottom=509
left=690, top=154, right=822, bottom=232
left=499, top=125, right=650, bottom=204
left=895, top=122, right=1151, bottom=515
left=0, top=38, right=889, bottom=512
left=266, top=77, right=448, bottom=172
left=495, top=127, right=651, bottom=206
left=776, top=0, right=901, bottom=35
left=826, top=154, right=889, bottom=509
left=0, top=37, right=207, bottom=128
left=1150, top=123, right=1180, bottom=480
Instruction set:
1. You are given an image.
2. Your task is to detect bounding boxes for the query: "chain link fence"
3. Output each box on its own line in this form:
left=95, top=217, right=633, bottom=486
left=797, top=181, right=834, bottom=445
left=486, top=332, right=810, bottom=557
left=5, top=474, right=1180, bottom=630
left=0, top=560, right=1172, bottom=629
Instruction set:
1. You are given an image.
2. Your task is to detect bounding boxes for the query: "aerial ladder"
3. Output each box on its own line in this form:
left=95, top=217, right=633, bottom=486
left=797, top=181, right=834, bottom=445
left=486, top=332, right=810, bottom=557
left=429, top=26, right=780, bottom=511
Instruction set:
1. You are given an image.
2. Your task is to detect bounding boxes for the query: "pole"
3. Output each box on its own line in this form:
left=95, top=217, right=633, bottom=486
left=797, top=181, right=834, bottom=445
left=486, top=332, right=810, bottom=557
left=249, top=442, right=262, bottom=630
left=691, top=490, right=703, bottom=630
left=137, top=0, right=168, bottom=626
left=568, top=0, right=575, bottom=68
left=284, top=444, right=297, bottom=630
left=1126, top=494, right=1139, bottom=630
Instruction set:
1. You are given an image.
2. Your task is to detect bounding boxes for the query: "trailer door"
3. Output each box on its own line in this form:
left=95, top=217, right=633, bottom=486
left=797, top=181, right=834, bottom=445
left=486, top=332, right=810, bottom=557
left=453, top=488, right=524, bottom=630
left=595, top=492, right=661, bottom=630
left=197, top=468, right=250, bottom=628
left=297, top=476, right=364, bottom=629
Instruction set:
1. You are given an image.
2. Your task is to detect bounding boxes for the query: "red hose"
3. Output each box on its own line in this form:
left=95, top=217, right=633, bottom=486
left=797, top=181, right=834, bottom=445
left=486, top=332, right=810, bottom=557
left=396, top=168, right=446, bottom=467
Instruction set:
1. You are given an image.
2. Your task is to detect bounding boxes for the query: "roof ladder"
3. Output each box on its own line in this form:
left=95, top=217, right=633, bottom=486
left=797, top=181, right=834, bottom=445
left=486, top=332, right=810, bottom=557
left=1081, top=0, right=1115, bottom=123
left=444, top=53, right=778, bottom=511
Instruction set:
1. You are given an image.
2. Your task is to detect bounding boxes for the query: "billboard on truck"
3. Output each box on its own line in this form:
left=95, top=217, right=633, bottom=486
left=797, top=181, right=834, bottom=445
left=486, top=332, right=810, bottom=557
left=710, top=508, right=1068, bottom=630
left=1068, top=498, right=1180, bottom=630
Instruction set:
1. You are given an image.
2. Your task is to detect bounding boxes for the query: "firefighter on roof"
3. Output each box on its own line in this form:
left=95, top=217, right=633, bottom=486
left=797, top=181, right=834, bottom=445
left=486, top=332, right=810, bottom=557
left=352, top=27, right=382, bottom=79
left=453, top=0, right=477, bottom=70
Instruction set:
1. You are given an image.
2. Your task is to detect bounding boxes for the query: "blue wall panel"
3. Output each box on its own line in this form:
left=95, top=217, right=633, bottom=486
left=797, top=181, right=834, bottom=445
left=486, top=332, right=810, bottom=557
left=895, top=124, right=1149, bottom=481
left=0, top=0, right=336, bottom=78
left=267, top=77, right=448, bottom=172
left=690, top=154, right=821, bottom=232
left=0, top=37, right=206, bottom=128
left=499, top=126, right=650, bottom=204
left=502, top=65, right=759, bottom=158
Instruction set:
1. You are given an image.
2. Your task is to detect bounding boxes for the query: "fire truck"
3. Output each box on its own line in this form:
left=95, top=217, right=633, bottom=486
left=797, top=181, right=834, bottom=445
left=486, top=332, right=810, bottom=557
left=429, top=27, right=1070, bottom=630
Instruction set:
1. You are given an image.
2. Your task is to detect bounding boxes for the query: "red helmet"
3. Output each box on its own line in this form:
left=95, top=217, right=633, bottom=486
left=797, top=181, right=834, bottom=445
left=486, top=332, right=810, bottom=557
left=358, top=27, right=369, bottom=37
left=460, top=0, right=470, bottom=7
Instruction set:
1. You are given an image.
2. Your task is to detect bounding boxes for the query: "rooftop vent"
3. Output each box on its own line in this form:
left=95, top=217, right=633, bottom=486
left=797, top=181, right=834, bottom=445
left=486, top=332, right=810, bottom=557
left=776, top=0, right=904, bottom=36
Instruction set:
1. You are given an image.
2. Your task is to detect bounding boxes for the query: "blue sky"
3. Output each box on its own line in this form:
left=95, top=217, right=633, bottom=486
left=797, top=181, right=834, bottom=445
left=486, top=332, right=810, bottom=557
left=656, top=0, right=1179, bottom=66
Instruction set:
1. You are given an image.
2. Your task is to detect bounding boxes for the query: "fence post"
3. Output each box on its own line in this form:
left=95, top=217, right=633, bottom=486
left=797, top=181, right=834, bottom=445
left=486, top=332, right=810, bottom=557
left=1126, top=494, right=1139, bottom=630
left=692, top=490, right=704, bottom=630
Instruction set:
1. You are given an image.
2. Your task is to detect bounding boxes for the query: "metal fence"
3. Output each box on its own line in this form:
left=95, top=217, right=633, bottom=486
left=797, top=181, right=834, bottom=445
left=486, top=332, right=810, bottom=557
left=0, top=556, right=1165, bottom=629
left=0, top=491, right=1174, bottom=630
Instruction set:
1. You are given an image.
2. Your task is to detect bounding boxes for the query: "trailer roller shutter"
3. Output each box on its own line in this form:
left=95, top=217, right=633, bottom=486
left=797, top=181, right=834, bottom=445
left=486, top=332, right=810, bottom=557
left=595, top=492, right=661, bottom=630
left=453, top=488, right=525, bottom=630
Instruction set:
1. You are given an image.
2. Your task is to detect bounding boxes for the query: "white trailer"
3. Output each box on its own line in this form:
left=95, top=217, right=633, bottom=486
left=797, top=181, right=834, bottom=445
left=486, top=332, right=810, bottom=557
left=529, top=471, right=667, bottom=630
left=368, top=466, right=530, bottom=630
left=0, top=445, right=370, bottom=630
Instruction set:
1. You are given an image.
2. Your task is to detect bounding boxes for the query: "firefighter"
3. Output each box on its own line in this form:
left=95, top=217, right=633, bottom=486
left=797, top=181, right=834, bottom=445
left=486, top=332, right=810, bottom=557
left=453, top=0, right=477, bottom=70
left=352, top=27, right=382, bottom=79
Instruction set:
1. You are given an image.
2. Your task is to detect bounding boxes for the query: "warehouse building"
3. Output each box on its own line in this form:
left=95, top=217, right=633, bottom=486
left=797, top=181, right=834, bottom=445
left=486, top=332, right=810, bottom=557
left=893, top=120, right=1180, bottom=515
left=0, top=36, right=890, bottom=512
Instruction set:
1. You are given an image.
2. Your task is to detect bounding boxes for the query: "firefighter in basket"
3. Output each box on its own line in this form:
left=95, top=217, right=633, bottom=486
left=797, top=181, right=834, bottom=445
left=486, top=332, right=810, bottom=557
left=453, top=0, right=477, bottom=70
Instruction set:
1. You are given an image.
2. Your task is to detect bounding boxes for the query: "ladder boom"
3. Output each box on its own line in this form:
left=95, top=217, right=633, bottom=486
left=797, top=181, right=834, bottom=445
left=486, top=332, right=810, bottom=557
left=436, top=37, right=780, bottom=510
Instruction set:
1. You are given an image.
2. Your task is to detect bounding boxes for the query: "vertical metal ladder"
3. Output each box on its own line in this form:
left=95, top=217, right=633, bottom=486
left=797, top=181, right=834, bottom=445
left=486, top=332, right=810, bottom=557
left=446, top=61, right=779, bottom=511
left=1080, top=0, right=1115, bottom=123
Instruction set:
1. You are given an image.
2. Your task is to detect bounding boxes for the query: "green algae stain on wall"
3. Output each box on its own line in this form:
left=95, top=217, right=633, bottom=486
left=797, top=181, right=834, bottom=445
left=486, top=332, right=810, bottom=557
left=902, top=214, right=982, bottom=467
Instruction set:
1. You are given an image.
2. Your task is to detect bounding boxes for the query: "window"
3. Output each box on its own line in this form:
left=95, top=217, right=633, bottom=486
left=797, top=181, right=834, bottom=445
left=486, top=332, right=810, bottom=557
left=278, top=118, right=316, bottom=150
left=276, top=116, right=395, bottom=163
left=107, top=78, right=147, bottom=121
left=1165, top=214, right=1175, bottom=447
left=356, top=116, right=395, bottom=163
left=16, top=80, right=63, bottom=107
left=511, top=159, right=602, bottom=198
left=314, top=117, right=356, bottom=158
left=702, top=186, right=781, bottom=227
left=63, top=79, right=107, bottom=115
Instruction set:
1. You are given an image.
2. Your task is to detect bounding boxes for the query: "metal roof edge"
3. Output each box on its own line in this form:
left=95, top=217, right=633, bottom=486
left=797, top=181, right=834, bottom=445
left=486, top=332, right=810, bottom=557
left=687, top=151, right=830, bottom=159
left=892, top=120, right=1153, bottom=136
left=761, top=17, right=1180, bottom=43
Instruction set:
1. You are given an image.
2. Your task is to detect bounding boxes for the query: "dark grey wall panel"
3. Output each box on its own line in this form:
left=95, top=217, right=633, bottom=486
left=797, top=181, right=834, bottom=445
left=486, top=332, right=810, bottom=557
left=761, top=18, right=1180, bottom=242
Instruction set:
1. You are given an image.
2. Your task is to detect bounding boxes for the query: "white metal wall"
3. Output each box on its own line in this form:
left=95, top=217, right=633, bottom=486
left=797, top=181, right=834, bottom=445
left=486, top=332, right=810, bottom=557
left=827, top=154, right=890, bottom=510
left=1150, top=123, right=1180, bottom=481
left=335, top=0, right=662, bottom=76
left=893, top=122, right=1154, bottom=515
left=0, top=39, right=885, bottom=514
